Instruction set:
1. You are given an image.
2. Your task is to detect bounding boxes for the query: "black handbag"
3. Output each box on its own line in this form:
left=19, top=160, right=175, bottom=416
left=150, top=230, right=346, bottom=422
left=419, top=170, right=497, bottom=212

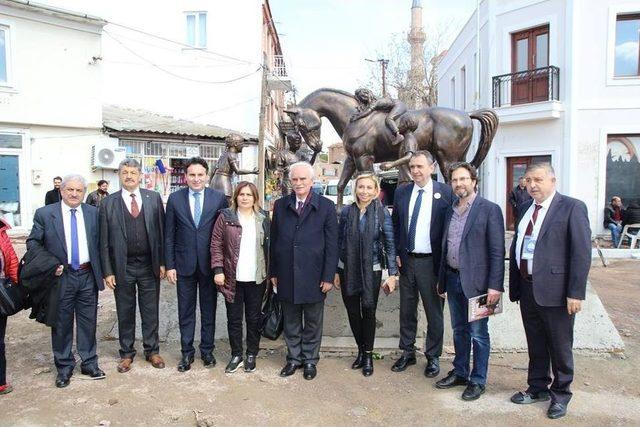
left=260, top=287, right=283, bottom=340
left=0, top=278, right=27, bottom=316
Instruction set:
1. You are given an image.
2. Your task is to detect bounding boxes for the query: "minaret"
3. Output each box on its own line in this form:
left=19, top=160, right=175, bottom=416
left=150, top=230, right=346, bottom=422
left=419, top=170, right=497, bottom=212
left=405, top=0, right=427, bottom=109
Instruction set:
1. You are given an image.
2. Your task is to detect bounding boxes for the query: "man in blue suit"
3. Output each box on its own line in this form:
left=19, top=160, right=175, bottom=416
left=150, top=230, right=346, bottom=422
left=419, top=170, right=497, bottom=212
left=509, top=163, right=591, bottom=420
left=270, top=162, right=338, bottom=380
left=165, top=157, right=228, bottom=372
left=435, top=162, right=505, bottom=401
left=27, top=174, right=105, bottom=388
left=391, top=150, right=453, bottom=377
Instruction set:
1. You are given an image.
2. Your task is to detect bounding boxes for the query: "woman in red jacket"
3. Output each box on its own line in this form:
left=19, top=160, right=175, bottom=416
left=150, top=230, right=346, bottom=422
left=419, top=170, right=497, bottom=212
left=211, top=182, right=270, bottom=374
left=1, top=218, right=19, bottom=395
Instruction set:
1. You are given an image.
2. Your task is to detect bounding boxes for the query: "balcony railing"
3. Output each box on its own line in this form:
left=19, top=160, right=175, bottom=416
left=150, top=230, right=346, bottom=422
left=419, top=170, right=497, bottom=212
left=492, top=66, right=559, bottom=108
left=271, top=55, right=288, bottom=78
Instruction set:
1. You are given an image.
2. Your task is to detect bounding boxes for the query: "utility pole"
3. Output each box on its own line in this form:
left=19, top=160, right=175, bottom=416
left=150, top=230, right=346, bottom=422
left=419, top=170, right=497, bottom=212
left=366, top=58, right=389, bottom=97
left=257, top=56, right=269, bottom=204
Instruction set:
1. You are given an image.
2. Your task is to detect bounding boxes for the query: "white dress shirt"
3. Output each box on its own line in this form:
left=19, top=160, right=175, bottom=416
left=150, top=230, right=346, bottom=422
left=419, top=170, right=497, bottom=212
left=121, top=188, right=143, bottom=214
left=515, top=191, right=556, bottom=274
left=236, top=212, right=257, bottom=282
left=188, top=188, right=205, bottom=222
left=61, top=202, right=90, bottom=264
left=407, top=180, right=433, bottom=254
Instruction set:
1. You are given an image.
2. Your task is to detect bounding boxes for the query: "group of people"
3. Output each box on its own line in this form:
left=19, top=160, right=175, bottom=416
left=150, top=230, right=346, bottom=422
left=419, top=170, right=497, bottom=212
left=45, top=177, right=110, bottom=208
left=604, top=196, right=640, bottom=247
left=1, top=151, right=592, bottom=420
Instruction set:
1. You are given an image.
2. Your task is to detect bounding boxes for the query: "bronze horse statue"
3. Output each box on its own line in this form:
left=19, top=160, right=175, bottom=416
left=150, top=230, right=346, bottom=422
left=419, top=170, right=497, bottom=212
left=284, top=88, right=498, bottom=206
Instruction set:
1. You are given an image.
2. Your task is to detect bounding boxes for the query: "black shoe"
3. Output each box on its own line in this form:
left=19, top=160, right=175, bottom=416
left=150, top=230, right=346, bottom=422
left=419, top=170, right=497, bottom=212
left=201, top=353, right=216, bottom=368
left=510, top=390, right=551, bottom=404
left=177, top=355, right=194, bottom=372
left=461, top=383, right=485, bottom=401
left=547, top=402, right=567, bottom=419
left=80, top=366, right=106, bottom=380
left=352, top=347, right=365, bottom=370
left=55, top=374, right=71, bottom=388
left=280, top=362, right=300, bottom=377
left=362, top=352, right=373, bottom=377
left=303, top=363, right=317, bottom=380
left=244, top=354, right=256, bottom=372
left=391, top=353, right=416, bottom=372
left=225, top=356, right=244, bottom=373
left=435, top=370, right=468, bottom=389
left=424, top=357, right=440, bottom=378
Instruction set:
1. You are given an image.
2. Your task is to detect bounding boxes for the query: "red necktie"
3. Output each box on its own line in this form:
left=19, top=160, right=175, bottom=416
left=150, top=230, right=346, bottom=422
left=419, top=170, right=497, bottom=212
left=296, top=201, right=304, bottom=215
left=519, top=204, right=542, bottom=278
left=130, top=194, right=140, bottom=218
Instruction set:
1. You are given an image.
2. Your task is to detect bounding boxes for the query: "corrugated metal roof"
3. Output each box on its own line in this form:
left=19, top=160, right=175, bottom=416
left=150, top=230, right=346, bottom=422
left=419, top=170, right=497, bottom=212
left=102, top=105, right=257, bottom=141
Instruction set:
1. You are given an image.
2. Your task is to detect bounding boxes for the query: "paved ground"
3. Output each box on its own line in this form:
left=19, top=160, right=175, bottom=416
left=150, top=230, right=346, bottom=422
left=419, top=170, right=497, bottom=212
left=1, top=253, right=639, bottom=426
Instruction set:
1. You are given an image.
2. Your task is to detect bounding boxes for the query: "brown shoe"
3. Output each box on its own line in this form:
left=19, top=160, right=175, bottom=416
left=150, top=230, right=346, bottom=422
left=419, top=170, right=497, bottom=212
left=146, top=354, right=165, bottom=369
left=117, top=358, right=133, bottom=373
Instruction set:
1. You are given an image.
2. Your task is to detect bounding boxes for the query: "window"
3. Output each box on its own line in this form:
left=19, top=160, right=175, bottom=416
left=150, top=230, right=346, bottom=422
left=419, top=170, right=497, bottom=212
left=461, top=66, right=466, bottom=110
left=0, top=25, right=10, bottom=85
left=450, top=76, right=456, bottom=108
left=615, top=13, right=640, bottom=77
left=185, top=12, right=207, bottom=48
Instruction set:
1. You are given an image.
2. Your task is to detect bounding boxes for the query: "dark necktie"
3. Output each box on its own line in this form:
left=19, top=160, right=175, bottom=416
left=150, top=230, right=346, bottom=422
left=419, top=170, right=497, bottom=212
left=130, top=194, right=140, bottom=218
left=70, top=208, right=80, bottom=270
left=519, top=204, right=542, bottom=278
left=407, top=189, right=424, bottom=252
left=296, top=200, right=304, bottom=215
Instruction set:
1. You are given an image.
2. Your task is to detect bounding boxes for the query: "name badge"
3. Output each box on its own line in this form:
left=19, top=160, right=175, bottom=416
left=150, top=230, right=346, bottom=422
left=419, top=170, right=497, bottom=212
left=522, top=236, right=536, bottom=260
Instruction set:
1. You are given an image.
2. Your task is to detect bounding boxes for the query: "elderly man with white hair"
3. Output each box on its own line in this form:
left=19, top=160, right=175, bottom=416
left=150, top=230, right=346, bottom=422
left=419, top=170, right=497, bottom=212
left=27, top=174, right=105, bottom=388
left=269, top=162, right=338, bottom=380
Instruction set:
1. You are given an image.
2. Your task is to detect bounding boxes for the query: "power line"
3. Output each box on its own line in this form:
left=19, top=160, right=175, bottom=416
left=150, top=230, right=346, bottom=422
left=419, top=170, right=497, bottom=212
left=107, top=20, right=257, bottom=66
left=104, top=31, right=263, bottom=85
left=186, top=97, right=260, bottom=120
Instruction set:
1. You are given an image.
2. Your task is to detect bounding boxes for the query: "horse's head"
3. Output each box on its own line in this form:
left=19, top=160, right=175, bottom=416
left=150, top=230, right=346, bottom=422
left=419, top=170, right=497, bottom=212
left=284, top=107, right=322, bottom=153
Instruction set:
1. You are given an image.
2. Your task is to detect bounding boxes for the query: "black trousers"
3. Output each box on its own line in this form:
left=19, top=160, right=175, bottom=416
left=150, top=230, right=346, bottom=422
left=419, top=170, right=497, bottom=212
left=51, top=269, right=99, bottom=376
left=115, top=259, right=160, bottom=359
left=399, top=255, right=444, bottom=358
left=0, top=314, right=6, bottom=385
left=519, top=278, right=575, bottom=405
left=225, top=281, right=266, bottom=357
left=281, top=299, right=324, bottom=365
left=177, top=268, right=217, bottom=358
left=340, top=271, right=382, bottom=352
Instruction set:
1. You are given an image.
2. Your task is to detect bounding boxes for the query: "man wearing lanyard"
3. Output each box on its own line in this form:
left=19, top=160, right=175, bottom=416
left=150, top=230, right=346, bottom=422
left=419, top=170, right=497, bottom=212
left=509, top=163, right=591, bottom=420
left=391, top=151, right=453, bottom=378
left=27, top=174, right=105, bottom=388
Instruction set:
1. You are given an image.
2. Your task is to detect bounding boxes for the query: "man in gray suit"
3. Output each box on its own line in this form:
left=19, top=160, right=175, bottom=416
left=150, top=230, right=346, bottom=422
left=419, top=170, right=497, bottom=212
left=99, top=159, right=166, bottom=373
left=509, top=163, right=591, bottom=420
left=435, top=162, right=504, bottom=401
left=27, top=174, right=105, bottom=388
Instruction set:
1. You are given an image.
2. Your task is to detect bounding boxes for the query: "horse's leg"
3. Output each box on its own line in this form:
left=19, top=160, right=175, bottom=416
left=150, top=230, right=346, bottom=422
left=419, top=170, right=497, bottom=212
left=354, top=153, right=375, bottom=173
left=337, top=155, right=356, bottom=210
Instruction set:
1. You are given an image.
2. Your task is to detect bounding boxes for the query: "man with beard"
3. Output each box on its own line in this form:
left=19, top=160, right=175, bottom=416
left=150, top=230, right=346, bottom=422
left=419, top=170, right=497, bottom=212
left=85, top=180, right=109, bottom=208
left=45, top=176, right=62, bottom=205
left=435, top=162, right=504, bottom=401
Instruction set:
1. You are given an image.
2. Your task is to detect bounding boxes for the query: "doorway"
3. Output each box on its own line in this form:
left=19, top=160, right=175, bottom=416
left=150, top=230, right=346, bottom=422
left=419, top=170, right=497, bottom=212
left=511, top=25, right=550, bottom=105
left=506, top=155, right=551, bottom=229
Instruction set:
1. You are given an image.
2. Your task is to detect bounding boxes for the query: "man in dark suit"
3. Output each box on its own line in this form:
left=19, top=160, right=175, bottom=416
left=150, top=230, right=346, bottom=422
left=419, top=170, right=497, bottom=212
left=391, top=150, right=453, bottom=377
left=509, top=163, right=591, bottom=420
left=165, top=157, right=227, bottom=372
left=434, top=162, right=505, bottom=401
left=27, top=174, right=105, bottom=388
left=99, top=159, right=166, bottom=373
left=44, top=176, right=62, bottom=205
left=270, top=162, right=338, bottom=380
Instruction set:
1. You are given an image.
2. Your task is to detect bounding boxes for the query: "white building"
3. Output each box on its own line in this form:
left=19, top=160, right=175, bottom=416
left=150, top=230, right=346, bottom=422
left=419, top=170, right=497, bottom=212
left=0, top=0, right=107, bottom=230
left=437, top=0, right=640, bottom=233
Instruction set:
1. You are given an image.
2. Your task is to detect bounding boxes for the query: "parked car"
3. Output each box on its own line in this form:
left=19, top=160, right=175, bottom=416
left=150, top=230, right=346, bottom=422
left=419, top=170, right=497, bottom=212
left=323, top=179, right=353, bottom=205
left=312, top=181, right=325, bottom=196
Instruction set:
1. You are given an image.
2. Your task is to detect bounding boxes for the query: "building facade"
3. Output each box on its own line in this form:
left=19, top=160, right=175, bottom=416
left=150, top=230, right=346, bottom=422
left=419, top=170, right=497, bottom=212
left=437, top=0, right=640, bottom=232
left=0, top=0, right=106, bottom=230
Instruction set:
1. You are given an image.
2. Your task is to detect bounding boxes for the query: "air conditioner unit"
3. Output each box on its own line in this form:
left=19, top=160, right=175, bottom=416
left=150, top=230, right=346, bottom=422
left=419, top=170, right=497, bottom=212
left=91, top=142, right=127, bottom=169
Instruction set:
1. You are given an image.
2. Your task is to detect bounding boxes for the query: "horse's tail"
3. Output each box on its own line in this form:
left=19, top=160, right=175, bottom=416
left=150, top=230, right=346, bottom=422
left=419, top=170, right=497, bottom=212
left=469, top=109, right=499, bottom=169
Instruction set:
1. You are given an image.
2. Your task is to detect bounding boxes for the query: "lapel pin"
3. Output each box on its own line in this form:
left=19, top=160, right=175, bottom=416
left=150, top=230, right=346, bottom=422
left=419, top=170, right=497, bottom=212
left=434, top=192, right=441, bottom=199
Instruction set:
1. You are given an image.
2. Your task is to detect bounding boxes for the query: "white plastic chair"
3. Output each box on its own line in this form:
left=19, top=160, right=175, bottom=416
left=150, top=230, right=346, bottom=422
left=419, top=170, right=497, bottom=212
left=617, top=223, right=640, bottom=249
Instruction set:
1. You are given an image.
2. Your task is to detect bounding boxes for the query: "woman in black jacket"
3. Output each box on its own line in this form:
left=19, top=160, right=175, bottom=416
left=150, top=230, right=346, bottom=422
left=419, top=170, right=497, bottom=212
left=335, top=173, right=398, bottom=376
